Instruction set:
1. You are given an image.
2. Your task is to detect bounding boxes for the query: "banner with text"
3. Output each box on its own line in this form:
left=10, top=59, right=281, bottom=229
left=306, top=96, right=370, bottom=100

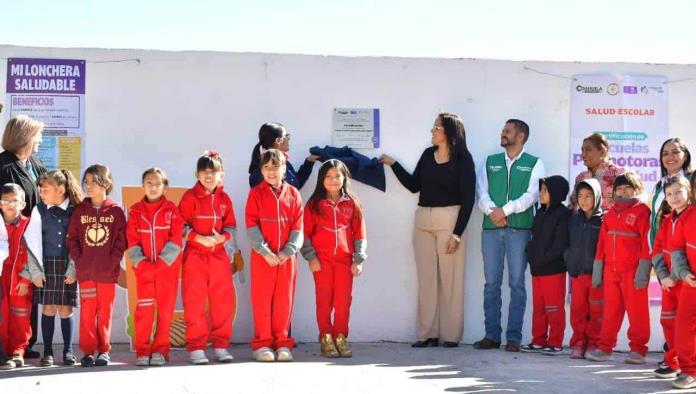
left=570, top=74, right=667, bottom=195
left=5, top=58, right=86, bottom=177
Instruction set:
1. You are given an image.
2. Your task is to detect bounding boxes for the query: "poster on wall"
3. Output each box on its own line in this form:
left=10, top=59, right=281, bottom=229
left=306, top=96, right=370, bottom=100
left=5, top=58, right=86, bottom=177
left=332, top=107, right=380, bottom=148
left=570, top=73, right=668, bottom=305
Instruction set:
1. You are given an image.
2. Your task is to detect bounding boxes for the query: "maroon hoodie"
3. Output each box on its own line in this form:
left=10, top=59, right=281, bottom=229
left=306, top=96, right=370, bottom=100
left=67, top=197, right=127, bottom=283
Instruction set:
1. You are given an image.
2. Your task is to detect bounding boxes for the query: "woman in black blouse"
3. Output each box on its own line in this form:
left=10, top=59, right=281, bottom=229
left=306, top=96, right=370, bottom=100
left=380, top=112, right=475, bottom=348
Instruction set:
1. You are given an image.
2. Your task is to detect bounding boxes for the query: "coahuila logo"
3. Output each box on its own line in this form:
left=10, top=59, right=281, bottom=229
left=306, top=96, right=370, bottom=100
left=576, top=85, right=603, bottom=94
left=607, top=83, right=620, bottom=95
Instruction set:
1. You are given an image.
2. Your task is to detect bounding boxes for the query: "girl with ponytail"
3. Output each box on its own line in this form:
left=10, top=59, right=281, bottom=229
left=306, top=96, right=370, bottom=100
left=248, top=122, right=320, bottom=189
left=21, top=169, right=83, bottom=366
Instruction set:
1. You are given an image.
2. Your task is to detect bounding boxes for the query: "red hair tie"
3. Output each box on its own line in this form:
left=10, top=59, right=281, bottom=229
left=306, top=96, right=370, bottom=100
left=203, top=150, right=221, bottom=159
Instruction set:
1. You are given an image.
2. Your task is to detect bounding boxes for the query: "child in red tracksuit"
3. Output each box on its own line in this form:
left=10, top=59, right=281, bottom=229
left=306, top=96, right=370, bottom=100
left=521, top=175, right=570, bottom=355
left=670, top=175, right=696, bottom=390
left=301, top=159, right=367, bottom=358
left=0, top=184, right=33, bottom=369
left=178, top=152, right=238, bottom=365
left=246, top=148, right=303, bottom=362
left=586, top=172, right=652, bottom=364
left=651, top=176, right=694, bottom=379
left=126, top=168, right=184, bottom=367
left=67, top=164, right=127, bottom=367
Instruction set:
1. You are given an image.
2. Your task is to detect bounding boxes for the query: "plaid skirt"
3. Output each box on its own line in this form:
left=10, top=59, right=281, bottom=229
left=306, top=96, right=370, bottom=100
left=33, top=256, right=78, bottom=307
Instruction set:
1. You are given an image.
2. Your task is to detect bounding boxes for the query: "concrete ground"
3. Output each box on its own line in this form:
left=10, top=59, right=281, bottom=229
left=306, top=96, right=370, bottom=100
left=0, top=343, right=691, bottom=394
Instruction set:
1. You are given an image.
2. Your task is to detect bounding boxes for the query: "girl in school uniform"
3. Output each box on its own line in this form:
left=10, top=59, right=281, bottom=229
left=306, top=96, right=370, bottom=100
left=301, top=159, right=367, bottom=358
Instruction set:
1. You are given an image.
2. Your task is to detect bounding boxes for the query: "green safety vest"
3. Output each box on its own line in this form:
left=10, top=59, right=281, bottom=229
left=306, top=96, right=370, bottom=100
left=482, top=152, right=539, bottom=230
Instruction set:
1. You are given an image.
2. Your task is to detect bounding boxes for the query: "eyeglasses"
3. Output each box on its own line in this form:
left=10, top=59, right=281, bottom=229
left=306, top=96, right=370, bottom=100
left=0, top=200, right=22, bottom=207
left=431, top=125, right=444, bottom=132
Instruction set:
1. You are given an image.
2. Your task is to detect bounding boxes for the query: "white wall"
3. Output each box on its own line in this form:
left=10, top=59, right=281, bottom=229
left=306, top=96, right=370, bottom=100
left=2, top=45, right=696, bottom=349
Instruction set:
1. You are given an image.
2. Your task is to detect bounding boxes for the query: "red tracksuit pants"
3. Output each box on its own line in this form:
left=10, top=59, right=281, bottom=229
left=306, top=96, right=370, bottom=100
left=182, top=248, right=235, bottom=352
left=675, top=284, right=696, bottom=375
left=134, top=260, right=180, bottom=358
left=661, top=281, right=682, bottom=369
left=0, top=279, right=32, bottom=356
left=250, top=252, right=297, bottom=350
left=79, top=281, right=116, bottom=355
left=569, top=274, right=603, bottom=350
left=531, top=273, right=566, bottom=348
left=597, top=269, right=650, bottom=355
left=312, top=255, right=354, bottom=338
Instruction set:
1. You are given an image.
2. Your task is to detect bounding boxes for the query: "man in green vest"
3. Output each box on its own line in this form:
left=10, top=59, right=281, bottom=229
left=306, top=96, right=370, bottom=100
left=473, top=119, right=545, bottom=352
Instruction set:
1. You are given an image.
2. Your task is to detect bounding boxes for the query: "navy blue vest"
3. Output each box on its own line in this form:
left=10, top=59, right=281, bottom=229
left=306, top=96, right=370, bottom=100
left=37, top=202, right=73, bottom=258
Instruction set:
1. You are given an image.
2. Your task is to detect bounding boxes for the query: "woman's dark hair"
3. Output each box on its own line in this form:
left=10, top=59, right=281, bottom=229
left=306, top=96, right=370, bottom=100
left=249, top=122, right=285, bottom=174
left=39, top=169, right=83, bottom=206
left=307, top=159, right=361, bottom=215
left=83, top=164, right=114, bottom=195
left=659, top=138, right=692, bottom=177
left=197, top=151, right=224, bottom=173
left=438, top=112, right=472, bottom=162
left=613, top=171, right=644, bottom=195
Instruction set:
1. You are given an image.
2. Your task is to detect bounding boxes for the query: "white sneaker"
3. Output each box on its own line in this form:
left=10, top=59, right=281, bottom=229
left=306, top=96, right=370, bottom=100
left=254, top=347, right=275, bottom=362
left=136, top=356, right=150, bottom=367
left=213, top=348, right=234, bottom=363
left=189, top=350, right=209, bottom=365
left=276, top=347, right=294, bottom=362
left=149, top=353, right=166, bottom=366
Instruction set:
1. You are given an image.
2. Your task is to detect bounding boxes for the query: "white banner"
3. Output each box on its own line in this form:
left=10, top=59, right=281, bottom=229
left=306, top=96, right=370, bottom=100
left=570, top=74, right=668, bottom=195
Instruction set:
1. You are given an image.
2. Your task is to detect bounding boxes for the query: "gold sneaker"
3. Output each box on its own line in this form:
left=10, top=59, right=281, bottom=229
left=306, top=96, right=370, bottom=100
left=320, top=333, right=340, bottom=358
left=335, top=334, right=352, bottom=358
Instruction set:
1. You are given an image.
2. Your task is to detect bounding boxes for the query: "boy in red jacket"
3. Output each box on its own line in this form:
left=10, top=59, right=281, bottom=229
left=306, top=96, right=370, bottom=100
left=586, top=172, right=652, bottom=364
left=651, top=176, right=693, bottom=379
left=301, top=159, right=367, bottom=358
left=246, top=149, right=303, bottom=362
left=67, top=164, right=127, bottom=367
left=0, top=184, right=33, bottom=369
left=126, top=168, right=184, bottom=367
left=670, top=176, right=696, bottom=389
left=178, top=152, right=238, bottom=365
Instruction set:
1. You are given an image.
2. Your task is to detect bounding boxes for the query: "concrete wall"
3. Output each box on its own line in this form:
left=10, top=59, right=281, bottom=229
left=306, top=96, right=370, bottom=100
left=2, top=45, right=696, bottom=348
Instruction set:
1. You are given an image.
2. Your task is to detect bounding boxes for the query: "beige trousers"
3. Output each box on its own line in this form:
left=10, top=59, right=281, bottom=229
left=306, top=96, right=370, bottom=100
left=413, top=206, right=467, bottom=343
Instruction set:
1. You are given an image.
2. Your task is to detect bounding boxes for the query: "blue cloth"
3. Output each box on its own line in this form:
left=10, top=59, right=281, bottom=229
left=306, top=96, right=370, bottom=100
left=37, top=202, right=73, bottom=258
left=309, top=146, right=386, bottom=192
left=481, top=228, right=531, bottom=343
left=249, top=160, right=315, bottom=190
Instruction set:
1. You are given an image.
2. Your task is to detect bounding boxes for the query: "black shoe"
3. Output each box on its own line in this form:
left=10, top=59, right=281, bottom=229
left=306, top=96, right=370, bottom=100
left=411, top=338, right=439, bottom=348
left=473, top=338, right=501, bottom=350
left=24, top=349, right=40, bottom=359
left=505, top=341, right=521, bottom=352
left=520, top=343, right=545, bottom=353
left=443, top=342, right=459, bottom=348
left=81, top=355, right=95, bottom=367
left=541, top=346, right=563, bottom=356
left=63, top=352, right=77, bottom=366
left=654, top=366, right=680, bottom=379
left=95, top=353, right=110, bottom=366
left=40, top=355, right=54, bottom=367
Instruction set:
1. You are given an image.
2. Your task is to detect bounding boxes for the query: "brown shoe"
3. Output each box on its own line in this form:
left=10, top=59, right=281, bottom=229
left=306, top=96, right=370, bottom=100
left=473, top=338, right=501, bottom=350
left=505, top=341, right=521, bottom=352
left=335, top=334, right=352, bottom=358
left=320, top=333, right=340, bottom=358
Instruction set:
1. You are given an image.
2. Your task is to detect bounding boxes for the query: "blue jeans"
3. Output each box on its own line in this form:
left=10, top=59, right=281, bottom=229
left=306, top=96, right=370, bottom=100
left=481, top=228, right=531, bottom=343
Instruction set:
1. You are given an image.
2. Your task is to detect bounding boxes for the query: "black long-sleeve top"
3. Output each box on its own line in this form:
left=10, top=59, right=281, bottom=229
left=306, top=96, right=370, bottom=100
left=391, top=146, right=476, bottom=236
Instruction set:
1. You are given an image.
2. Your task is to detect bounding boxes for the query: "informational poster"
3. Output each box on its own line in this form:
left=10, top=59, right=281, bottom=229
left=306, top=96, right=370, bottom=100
left=333, top=107, right=380, bottom=148
left=5, top=58, right=86, bottom=177
left=570, top=74, right=668, bottom=195
left=570, top=74, right=668, bottom=305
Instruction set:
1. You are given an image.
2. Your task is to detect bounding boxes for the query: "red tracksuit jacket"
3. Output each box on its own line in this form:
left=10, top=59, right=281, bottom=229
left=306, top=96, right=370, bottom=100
left=653, top=206, right=693, bottom=279
left=2, top=216, right=31, bottom=295
left=178, top=182, right=237, bottom=252
left=126, top=197, right=184, bottom=267
left=302, top=196, right=366, bottom=264
left=595, top=198, right=651, bottom=272
left=67, top=197, right=127, bottom=283
left=671, top=206, right=696, bottom=277
left=245, top=182, right=303, bottom=255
